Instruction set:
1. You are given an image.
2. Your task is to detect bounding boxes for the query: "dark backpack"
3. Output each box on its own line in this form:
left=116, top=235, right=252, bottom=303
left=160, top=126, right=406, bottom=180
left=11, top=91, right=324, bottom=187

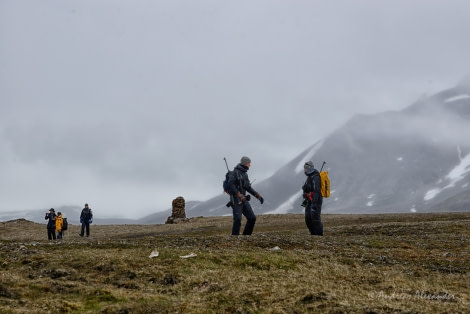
left=223, top=158, right=234, bottom=194
left=223, top=167, right=243, bottom=194
left=62, top=218, right=68, bottom=231
left=223, top=171, right=232, bottom=193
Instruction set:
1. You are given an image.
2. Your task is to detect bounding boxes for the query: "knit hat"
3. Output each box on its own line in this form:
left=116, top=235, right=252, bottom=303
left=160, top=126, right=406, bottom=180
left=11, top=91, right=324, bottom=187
left=240, top=156, right=251, bottom=165
left=49, top=208, right=55, bottom=212
left=304, top=161, right=314, bottom=174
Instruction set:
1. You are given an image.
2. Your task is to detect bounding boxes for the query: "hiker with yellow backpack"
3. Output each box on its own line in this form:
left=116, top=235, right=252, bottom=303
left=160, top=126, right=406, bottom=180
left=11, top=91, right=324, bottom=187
left=302, top=161, right=330, bottom=236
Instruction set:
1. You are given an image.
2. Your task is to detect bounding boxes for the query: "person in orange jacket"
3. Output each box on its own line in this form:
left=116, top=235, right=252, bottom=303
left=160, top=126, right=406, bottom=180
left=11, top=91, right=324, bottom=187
left=56, top=212, right=64, bottom=239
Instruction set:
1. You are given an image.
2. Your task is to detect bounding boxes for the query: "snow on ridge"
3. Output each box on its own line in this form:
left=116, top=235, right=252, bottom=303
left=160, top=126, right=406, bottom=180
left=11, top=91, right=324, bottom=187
left=446, top=152, right=470, bottom=182
left=424, top=188, right=440, bottom=201
left=424, top=152, right=470, bottom=201
left=295, top=139, right=324, bottom=173
left=266, top=192, right=299, bottom=214
left=444, top=94, right=470, bottom=103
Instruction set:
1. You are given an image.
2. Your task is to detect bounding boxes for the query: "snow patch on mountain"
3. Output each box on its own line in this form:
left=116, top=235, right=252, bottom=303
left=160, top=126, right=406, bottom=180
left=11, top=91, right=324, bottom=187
left=266, top=192, right=299, bottom=214
left=424, top=189, right=439, bottom=201
left=424, top=152, right=470, bottom=201
left=445, top=94, right=470, bottom=103
left=295, top=140, right=324, bottom=173
left=448, top=154, right=470, bottom=181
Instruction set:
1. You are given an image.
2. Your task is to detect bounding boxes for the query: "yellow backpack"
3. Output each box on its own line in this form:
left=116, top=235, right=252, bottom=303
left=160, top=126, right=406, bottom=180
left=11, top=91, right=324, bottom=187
left=319, top=162, right=330, bottom=198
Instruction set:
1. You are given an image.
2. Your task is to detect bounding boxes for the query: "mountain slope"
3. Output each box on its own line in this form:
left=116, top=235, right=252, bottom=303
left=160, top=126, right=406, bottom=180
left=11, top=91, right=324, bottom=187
left=184, top=80, right=470, bottom=218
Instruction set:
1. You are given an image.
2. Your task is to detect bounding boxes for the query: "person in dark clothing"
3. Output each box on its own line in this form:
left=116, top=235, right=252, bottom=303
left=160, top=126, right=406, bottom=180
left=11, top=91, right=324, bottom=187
left=79, top=203, right=93, bottom=237
left=45, top=208, right=57, bottom=240
left=302, top=161, right=323, bottom=236
left=227, top=156, right=264, bottom=235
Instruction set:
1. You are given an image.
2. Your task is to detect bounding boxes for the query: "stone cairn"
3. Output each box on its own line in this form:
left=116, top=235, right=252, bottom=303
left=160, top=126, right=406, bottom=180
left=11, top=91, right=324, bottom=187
left=165, top=196, right=189, bottom=224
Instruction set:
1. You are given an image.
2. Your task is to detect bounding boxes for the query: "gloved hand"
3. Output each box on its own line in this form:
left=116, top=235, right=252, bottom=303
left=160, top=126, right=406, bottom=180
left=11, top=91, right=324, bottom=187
left=236, top=192, right=246, bottom=203
left=255, top=193, right=264, bottom=204
left=80, top=218, right=83, bottom=224
left=303, top=192, right=313, bottom=201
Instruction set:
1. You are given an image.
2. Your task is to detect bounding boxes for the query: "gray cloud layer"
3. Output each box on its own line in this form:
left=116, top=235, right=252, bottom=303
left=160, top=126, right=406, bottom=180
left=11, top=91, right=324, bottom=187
left=1, top=0, right=469, bottom=217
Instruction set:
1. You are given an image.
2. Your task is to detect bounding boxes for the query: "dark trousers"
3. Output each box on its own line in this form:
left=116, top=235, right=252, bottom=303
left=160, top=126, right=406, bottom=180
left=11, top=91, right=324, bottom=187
left=80, top=223, right=90, bottom=236
left=305, top=199, right=323, bottom=236
left=231, top=200, right=256, bottom=235
left=47, top=227, right=56, bottom=240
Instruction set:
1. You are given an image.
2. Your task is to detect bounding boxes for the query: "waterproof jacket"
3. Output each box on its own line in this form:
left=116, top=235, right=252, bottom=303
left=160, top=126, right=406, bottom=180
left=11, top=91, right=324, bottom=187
left=302, top=169, right=322, bottom=203
left=45, top=213, right=56, bottom=229
left=227, top=163, right=258, bottom=197
left=56, top=214, right=63, bottom=232
left=80, top=208, right=93, bottom=222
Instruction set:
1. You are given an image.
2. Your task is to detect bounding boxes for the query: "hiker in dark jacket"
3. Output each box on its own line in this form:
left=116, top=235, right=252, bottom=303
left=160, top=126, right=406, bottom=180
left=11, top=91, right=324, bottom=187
left=45, top=208, right=57, bottom=240
left=227, top=156, right=264, bottom=235
left=302, top=161, right=323, bottom=235
left=79, top=203, right=93, bottom=237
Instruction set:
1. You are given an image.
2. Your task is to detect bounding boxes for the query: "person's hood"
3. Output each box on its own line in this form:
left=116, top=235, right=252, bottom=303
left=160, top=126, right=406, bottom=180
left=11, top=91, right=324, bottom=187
left=235, top=163, right=249, bottom=173
left=305, top=169, right=319, bottom=176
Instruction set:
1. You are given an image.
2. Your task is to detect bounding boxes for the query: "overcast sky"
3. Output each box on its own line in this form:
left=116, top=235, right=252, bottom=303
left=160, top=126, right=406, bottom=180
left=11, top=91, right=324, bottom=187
left=1, top=0, right=469, bottom=218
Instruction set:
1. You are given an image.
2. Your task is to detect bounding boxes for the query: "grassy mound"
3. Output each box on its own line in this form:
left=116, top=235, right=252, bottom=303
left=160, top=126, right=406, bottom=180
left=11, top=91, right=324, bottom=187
left=1, top=213, right=469, bottom=313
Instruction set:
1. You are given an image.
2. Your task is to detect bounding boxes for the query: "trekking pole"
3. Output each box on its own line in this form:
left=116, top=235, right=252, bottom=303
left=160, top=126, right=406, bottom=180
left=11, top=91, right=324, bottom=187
left=320, top=161, right=326, bottom=172
left=223, top=157, right=230, bottom=171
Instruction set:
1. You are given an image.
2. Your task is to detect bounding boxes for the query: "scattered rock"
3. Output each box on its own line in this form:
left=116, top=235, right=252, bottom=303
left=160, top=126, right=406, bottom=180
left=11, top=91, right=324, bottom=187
left=149, top=250, right=159, bottom=258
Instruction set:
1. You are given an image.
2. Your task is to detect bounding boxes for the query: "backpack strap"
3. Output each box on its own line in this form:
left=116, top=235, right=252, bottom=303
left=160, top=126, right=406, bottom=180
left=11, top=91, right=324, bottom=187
left=236, top=169, right=244, bottom=192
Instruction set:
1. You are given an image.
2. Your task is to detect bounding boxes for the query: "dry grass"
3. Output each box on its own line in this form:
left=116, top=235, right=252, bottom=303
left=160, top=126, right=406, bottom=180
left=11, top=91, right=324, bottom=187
left=1, top=213, right=469, bottom=313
